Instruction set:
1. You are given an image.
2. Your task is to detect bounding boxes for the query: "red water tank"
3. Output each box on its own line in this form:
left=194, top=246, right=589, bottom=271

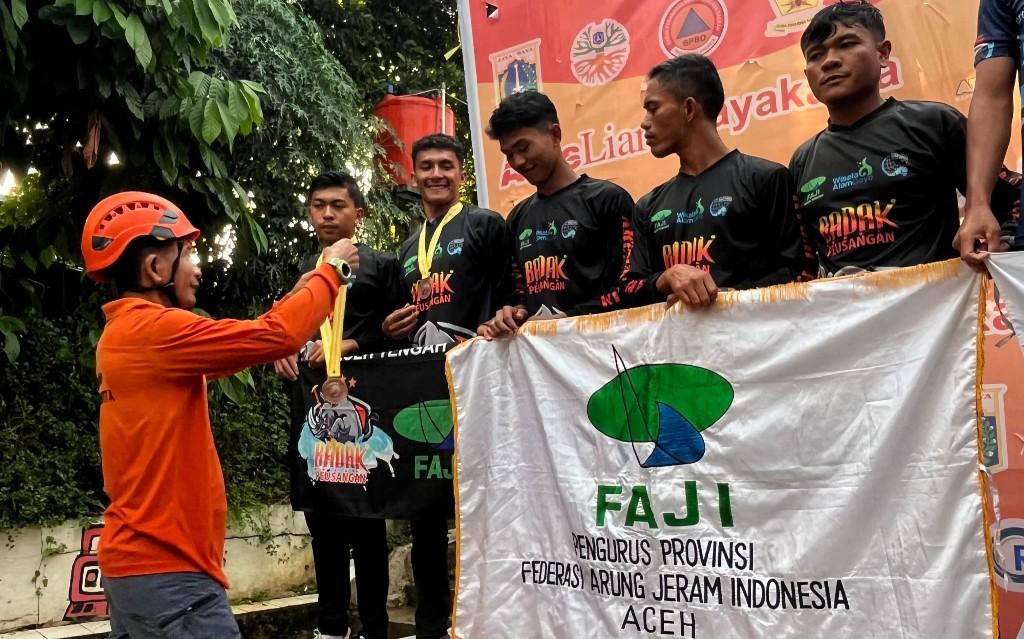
left=374, top=94, right=456, bottom=186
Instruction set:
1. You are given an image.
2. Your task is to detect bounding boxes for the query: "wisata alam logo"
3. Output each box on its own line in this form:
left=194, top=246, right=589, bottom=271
left=570, top=18, right=630, bottom=86
left=587, top=348, right=733, bottom=467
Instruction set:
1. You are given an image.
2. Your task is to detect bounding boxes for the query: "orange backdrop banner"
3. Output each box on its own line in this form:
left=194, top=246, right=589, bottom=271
left=458, top=0, right=1017, bottom=214
left=458, top=1, right=1024, bottom=636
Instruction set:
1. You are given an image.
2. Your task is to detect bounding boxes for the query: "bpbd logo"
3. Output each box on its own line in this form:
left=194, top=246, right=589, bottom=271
left=394, top=399, right=454, bottom=479
left=587, top=348, right=733, bottom=467
left=447, top=238, right=464, bottom=255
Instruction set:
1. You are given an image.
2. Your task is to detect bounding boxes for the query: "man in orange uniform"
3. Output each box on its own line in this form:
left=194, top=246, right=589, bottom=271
left=80, top=191, right=358, bottom=638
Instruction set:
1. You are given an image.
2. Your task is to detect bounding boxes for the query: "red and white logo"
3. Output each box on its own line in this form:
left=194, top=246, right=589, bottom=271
left=570, top=19, right=631, bottom=86
left=659, top=0, right=728, bottom=58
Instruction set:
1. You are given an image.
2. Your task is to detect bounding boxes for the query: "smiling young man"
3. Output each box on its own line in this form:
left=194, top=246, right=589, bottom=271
left=273, top=171, right=396, bottom=639
left=630, top=54, right=812, bottom=307
left=479, top=90, right=637, bottom=337
left=790, top=1, right=1019, bottom=276
left=381, top=133, right=510, bottom=639
left=383, top=133, right=511, bottom=347
left=81, top=191, right=356, bottom=638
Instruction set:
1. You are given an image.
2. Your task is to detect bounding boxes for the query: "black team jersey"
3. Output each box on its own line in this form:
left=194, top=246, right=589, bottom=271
left=296, top=243, right=399, bottom=354
left=288, top=243, right=400, bottom=501
left=505, top=175, right=635, bottom=316
left=629, top=150, right=812, bottom=301
left=789, top=98, right=1020, bottom=274
left=394, top=204, right=512, bottom=346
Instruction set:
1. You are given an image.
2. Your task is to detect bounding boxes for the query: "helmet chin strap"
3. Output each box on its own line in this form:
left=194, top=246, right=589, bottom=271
left=137, top=240, right=185, bottom=307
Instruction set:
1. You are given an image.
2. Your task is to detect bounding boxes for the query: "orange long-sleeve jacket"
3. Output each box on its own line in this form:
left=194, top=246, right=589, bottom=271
left=95, top=264, right=340, bottom=587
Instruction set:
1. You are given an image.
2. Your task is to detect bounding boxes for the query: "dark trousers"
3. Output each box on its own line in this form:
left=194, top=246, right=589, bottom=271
left=410, top=515, right=451, bottom=639
left=305, top=512, right=389, bottom=639
left=106, top=572, right=239, bottom=638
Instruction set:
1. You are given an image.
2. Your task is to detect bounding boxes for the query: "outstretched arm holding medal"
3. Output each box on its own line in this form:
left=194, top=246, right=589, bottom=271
left=81, top=191, right=356, bottom=639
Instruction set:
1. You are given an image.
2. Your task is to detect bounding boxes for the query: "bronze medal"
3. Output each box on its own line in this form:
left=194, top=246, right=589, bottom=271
left=415, top=277, right=433, bottom=301
left=321, top=377, right=347, bottom=405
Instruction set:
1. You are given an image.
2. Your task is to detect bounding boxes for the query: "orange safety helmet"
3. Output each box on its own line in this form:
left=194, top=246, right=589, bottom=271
left=81, top=191, right=200, bottom=282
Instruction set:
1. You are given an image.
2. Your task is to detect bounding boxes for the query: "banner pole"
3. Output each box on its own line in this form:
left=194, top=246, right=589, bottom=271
left=457, top=0, right=489, bottom=210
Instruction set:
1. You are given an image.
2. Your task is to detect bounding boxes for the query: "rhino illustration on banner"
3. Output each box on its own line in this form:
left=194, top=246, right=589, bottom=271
left=587, top=347, right=733, bottom=467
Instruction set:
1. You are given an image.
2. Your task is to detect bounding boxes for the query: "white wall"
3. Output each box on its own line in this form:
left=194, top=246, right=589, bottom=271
left=0, top=505, right=313, bottom=633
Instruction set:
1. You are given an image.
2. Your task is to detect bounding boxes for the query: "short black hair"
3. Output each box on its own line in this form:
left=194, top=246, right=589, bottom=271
left=108, top=236, right=174, bottom=294
left=647, top=55, right=725, bottom=120
left=307, top=170, right=366, bottom=210
left=486, top=91, right=559, bottom=139
left=800, top=1, right=885, bottom=52
left=411, top=133, right=465, bottom=165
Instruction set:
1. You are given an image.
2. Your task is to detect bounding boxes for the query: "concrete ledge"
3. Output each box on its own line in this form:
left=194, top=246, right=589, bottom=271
left=0, top=506, right=314, bottom=634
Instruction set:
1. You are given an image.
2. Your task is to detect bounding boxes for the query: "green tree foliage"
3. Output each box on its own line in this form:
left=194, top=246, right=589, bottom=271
left=0, top=0, right=265, bottom=324
left=0, top=0, right=470, bottom=530
left=301, top=0, right=475, bottom=198
left=200, top=0, right=410, bottom=319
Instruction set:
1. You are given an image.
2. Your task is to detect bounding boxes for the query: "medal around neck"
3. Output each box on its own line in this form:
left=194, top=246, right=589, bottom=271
left=415, top=277, right=433, bottom=301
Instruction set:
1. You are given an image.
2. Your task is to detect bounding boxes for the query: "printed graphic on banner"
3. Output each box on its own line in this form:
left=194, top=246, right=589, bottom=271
left=450, top=263, right=991, bottom=637
left=394, top=399, right=455, bottom=480
left=298, top=385, right=398, bottom=486
left=64, top=525, right=107, bottom=621
left=587, top=349, right=734, bottom=467
left=290, top=345, right=455, bottom=519
left=983, top=384, right=1009, bottom=473
left=490, top=39, right=542, bottom=104
left=659, top=0, right=728, bottom=58
left=993, top=519, right=1024, bottom=593
left=765, top=0, right=823, bottom=37
left=570, top=19, right=631, bottom=86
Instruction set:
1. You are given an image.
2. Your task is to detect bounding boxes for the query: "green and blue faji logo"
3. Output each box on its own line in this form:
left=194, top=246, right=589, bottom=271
left=587, top=348, right=733, bottom=467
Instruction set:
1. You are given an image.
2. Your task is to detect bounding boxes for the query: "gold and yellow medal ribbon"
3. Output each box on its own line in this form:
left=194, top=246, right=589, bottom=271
left=414, top=202, right=463, bottom=300
left=316, top=253, right=349, bottom=404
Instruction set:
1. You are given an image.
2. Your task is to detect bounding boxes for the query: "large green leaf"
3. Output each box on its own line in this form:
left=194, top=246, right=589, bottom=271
left=66, top=17, right=91, bottom=44
left=192, top=0, right=222, bottom=44
left=216, top=101, right=236, bottom=148
left=0, top=4, right=17, bottom=52
left=74, top=0, right=93, bottom=17
left=188, top=98, right=205, bottom=139
left=153, top=137, right=177, bottom=184
left=91, top=1, right=111, bottom=25
left=11, top=0, right=27, bottom=28
left=227, top=83, right=248, bottom=124
left=201, top=98, right=221, bottom=144
left=208, top=0, right=235, bottom=28
left=119, top=82, right=144, bottom=120
left=124, top=13, right=152, bottom=68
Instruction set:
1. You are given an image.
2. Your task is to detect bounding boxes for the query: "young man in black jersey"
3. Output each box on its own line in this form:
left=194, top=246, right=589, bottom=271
left=478, top=90, right=637, bottom=337
left=383, top=134, right=511, bottom=347
left=791, top=1, right=1019, bottom=276
left=381, top=133, right=510, bottom=638
left=630, top=54, right=811, bottom=307
left=273, top=171, right=395, bottom=639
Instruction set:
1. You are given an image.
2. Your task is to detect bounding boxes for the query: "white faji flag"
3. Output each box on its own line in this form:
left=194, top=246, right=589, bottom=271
left=447, top=261, right=995, bottom=639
